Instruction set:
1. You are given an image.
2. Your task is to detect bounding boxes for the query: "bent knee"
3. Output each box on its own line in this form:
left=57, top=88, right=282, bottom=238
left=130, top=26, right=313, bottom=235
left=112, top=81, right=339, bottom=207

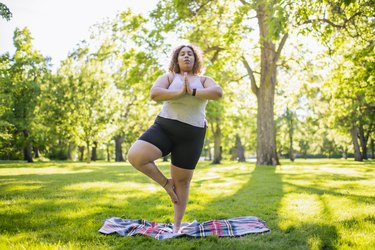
left=127, top=148, right=144, bottom=167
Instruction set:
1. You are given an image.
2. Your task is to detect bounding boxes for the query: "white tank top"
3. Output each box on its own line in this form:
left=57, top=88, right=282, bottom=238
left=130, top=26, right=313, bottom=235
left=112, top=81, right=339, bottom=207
left=158, top=74, right=208, bottom=128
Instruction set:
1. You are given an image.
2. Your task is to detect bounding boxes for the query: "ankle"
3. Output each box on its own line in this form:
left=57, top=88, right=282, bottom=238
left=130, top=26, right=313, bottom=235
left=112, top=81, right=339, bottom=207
left=173, top=224, right=180, bottom=233
left=162, top=178, right=168, bottom=188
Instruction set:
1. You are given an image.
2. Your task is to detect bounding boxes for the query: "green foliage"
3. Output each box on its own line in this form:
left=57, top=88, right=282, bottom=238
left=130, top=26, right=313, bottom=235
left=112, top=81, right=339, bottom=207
left=0, top=2, right=12, bottom=21
left=1, top=1, right=374, bottom=161
left=0, top=28, right=50, bottom=160
left=295, top=0, right=375, bottom=47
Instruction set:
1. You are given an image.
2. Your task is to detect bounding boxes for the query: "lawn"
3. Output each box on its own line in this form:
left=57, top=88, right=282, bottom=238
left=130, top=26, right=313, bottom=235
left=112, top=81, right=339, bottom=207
left=0, top=159, right=374, bottom=249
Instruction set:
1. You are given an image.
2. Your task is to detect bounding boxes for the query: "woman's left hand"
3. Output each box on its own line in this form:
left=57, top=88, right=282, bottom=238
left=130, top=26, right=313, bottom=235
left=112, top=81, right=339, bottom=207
left=183, top=72, right=193, bottom=95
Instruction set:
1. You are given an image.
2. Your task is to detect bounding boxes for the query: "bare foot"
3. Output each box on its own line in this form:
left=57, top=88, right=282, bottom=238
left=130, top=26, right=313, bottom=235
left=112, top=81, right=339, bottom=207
left=164, top=178, right=178, bottom=204
left=173, top=225, right=180, bottom=234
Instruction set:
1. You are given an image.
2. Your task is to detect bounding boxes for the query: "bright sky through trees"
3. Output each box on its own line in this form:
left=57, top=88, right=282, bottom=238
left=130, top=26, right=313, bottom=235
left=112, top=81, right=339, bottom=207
left=0, top=0, right=158, bottom=69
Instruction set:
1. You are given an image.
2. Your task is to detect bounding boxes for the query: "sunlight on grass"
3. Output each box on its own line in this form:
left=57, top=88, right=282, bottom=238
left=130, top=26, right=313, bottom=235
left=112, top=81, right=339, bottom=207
left=278, top=193, right=323, bottom=228
left=0, top=159, right=374, bottom=249
left=64, top=181, right=158, bottom=193
left=277, top=160, right=375, bottom=249
left=193, top=163, right=254, bottom=198
left=0, top=167, right=93, bottom=176
left=3, top=181, right=43, bottom=192
left=307, top=235, right=323, bottom=250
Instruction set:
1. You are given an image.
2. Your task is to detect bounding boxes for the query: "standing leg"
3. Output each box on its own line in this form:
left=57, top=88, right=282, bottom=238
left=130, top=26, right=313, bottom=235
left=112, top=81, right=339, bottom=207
left=127, top=140, right=178, bottom=204
left=170, top=165, right=194, bottom=233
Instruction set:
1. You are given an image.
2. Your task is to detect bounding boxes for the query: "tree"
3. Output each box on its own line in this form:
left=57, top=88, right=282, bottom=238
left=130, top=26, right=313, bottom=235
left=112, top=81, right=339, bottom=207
left=1, top=28, right=49, bottom=162
left=152, top=0, right=290, bottom=165
left=325, top=41, right=375, bottom=161
left=53, top=42, right=121, bottom=162
left=0, top=3, right=12, bottom=21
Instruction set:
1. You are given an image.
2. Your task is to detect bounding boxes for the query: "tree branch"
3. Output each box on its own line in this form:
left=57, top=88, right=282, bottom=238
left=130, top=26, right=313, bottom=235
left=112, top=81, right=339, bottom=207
left=275, top=33, right=288, bottom=63
left=204, top=46, right=224, bottom=63
left=300, top=11, right=364, bottom=29
left=302, top=18, right=345, bottom=28
left=239, top=0, right=250, bottom=5
left=241, top=56, right=258, bottom=96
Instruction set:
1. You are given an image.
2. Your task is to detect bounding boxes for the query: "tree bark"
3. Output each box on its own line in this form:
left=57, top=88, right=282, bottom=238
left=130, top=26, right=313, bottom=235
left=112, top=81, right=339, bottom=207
left=78, top=146, right=84, bottom=162
left=67, top=142, right=75, bottom=161
left=106, top=144, right=111, bottom=162
left=351, top=125, right=363, bottom=161
left=91, top=141, right=98, bottom=161
left=289, top=114, right=295, bottom=162
left=371, top=138, right=374, bottom=159
left=242, top=4, right=286, bottom=166
left=33, top=146, right=39, bottom=158
left=358, top=121, right=368, bottom=159
left=22, top=129, right=33, bottom=162
left=235, top=134, right=246, bottom=162
left=86, top=140, right=91, bottom=162
left=212, top=121, right=221, bottom=164
left=114, top=135, right=124, bottom=162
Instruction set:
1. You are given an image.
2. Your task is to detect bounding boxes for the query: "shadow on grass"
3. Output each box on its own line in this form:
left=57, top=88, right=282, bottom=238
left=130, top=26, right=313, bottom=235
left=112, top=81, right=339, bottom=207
left=0, top=162, right=177, bottom=247
left=185, top=164, right=340, bottom=249
left=5, top=160, right=369, bottom=249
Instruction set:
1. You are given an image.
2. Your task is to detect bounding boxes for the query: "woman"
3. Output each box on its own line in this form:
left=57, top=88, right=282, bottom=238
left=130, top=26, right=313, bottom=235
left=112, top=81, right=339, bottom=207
left=127, top=44, right=222, bottom=233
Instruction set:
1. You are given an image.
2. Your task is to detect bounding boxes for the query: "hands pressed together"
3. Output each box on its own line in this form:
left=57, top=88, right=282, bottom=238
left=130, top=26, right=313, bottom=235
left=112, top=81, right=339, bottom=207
left=178, top=72, right=194, bottom=97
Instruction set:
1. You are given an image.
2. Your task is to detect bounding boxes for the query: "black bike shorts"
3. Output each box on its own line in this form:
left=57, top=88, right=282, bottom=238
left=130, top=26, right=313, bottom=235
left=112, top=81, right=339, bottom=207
left=138, top=116, right=206, bottom=170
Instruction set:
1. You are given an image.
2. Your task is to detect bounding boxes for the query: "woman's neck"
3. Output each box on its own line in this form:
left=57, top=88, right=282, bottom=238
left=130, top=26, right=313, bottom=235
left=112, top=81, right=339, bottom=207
left=180, top=71, right=193, bottom=75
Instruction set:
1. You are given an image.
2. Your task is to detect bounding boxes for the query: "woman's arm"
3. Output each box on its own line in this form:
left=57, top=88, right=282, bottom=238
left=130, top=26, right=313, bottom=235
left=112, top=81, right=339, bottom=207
left=191, top=76, right=223, bottom=100
left=150, top=73, right=185, bottom=102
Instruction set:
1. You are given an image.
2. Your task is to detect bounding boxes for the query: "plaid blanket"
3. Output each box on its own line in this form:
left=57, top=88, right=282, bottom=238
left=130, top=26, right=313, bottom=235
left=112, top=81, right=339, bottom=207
left=98, top=216, right=270, bottom=240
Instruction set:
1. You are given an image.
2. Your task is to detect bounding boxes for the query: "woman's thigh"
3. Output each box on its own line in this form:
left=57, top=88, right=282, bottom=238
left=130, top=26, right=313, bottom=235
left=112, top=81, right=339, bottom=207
left=127, top=140, right=163, bottom=166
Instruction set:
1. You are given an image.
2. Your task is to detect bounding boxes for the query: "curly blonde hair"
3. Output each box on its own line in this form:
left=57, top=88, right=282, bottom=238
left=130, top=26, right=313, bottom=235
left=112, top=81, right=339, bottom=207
left=168, top=44, right=204, bottom=75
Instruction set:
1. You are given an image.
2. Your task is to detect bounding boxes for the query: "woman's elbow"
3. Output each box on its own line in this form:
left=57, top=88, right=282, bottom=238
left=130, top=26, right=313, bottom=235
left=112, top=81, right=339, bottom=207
left=150, top=92, right=156, bottom=101
left=216, top=87, right=223, bottom=99
left=150, top=88, right=158, bottom=101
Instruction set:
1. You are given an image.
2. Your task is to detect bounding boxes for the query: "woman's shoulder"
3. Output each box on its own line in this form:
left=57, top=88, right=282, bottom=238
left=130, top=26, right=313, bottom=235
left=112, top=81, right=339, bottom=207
left=199, top=75, right=213, bottom=83
left=199, top=75, right=218, bottom=87
left=166, top=72, right=176, bottom=83
left=158, top=72, right=176, bottom=82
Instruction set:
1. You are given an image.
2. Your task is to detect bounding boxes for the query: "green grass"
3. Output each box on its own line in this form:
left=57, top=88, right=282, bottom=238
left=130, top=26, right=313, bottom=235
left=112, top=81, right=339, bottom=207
left=0, top=159, right=374, bottom=250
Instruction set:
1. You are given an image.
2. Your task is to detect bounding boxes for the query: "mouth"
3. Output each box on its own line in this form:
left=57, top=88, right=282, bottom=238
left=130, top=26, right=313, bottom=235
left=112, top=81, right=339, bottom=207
left=184, top=60, right=190, bottom=63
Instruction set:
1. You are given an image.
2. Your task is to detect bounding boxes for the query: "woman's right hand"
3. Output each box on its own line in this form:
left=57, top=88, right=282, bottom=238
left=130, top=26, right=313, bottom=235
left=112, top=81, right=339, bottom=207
left=177, top=72, right=188, bottom=97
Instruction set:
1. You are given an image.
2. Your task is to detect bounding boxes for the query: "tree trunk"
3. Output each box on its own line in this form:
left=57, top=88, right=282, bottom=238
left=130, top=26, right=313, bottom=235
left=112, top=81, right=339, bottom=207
left=358, top=122, right=368, bottom=159
left=236, top=134, right=246, bottom=162
left=371, top=138, right=374, bottom=159
left=351, top=125, right=363, bottom=161
left=251, top=4, right=285, bottom=166
left=91, top=141, right=98, bottom=161
left=86, top=140, right=91, bottom=162
left=257, top=87, right=279, bottom=165
left=114, top=135, right=124, bottom=162
left=33, top=146, right=39, bottom=158
left=206, top=142, right=212, bottom=161
left=212, top=121, right=221, bottom=164
left=67, top=142, right=75, bottom=161
left=288, top=111, right=295, bottom=162
left=78, top=146, right=84, bottom=162
left=230, top=146, right=236, bottom=161
left=106, top=144, right=111, bottom=162
left=22, top=129, right=33, bottom=162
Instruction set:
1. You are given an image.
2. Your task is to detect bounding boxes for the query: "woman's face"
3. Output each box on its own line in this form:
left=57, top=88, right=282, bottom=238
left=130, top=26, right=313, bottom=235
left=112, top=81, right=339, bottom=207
left=177, top=46, right=195, bottom=73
